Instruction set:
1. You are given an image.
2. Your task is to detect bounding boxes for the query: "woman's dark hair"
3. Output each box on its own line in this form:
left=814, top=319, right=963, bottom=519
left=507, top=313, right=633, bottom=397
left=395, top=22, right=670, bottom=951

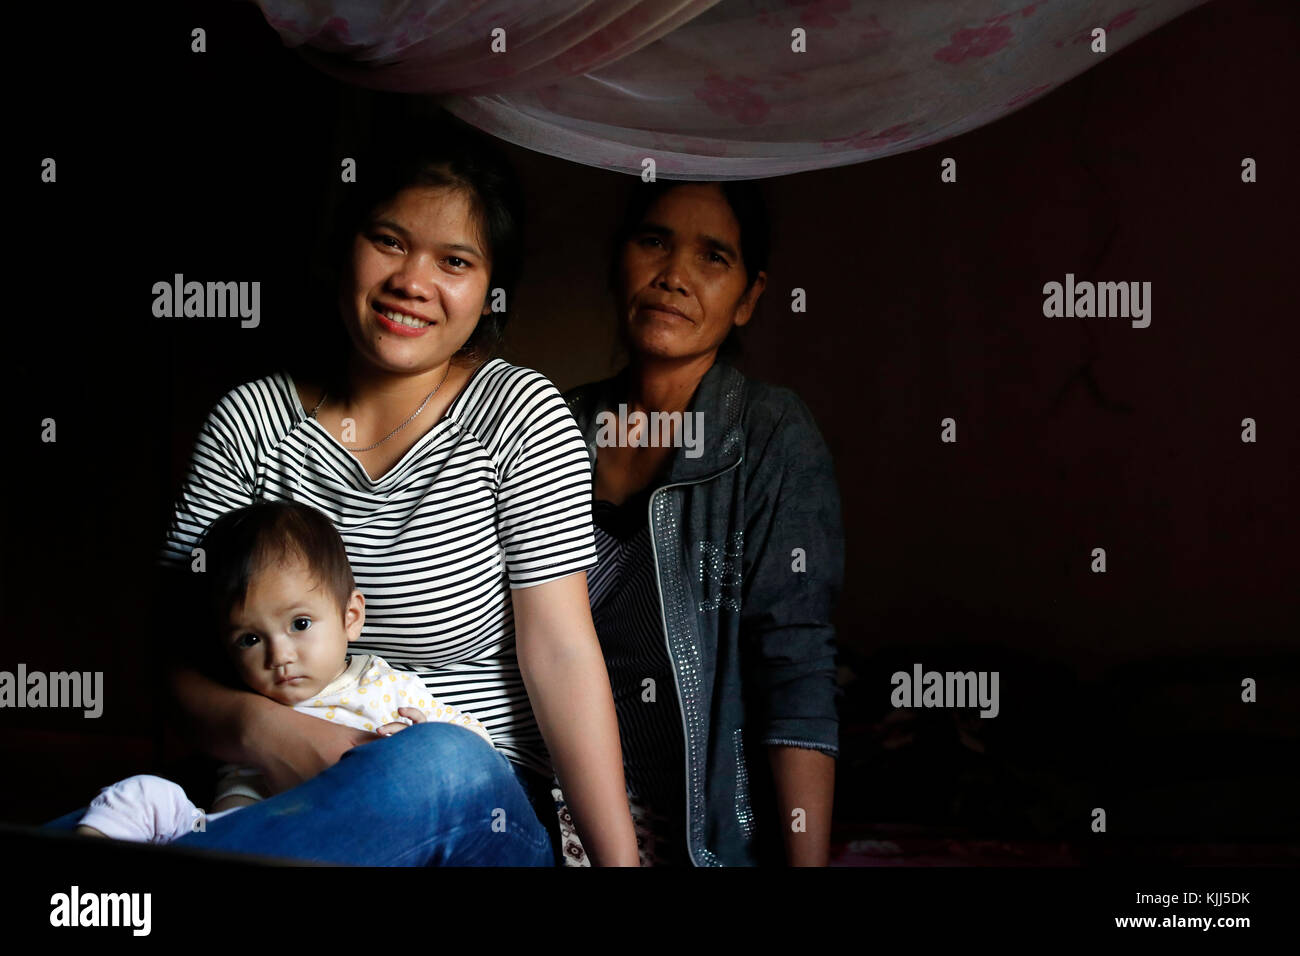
left=197, top=501, right=356, bottom=649
left=299, top=111, right=525, bottom=396
left=608, top=180, right=770, bottom=361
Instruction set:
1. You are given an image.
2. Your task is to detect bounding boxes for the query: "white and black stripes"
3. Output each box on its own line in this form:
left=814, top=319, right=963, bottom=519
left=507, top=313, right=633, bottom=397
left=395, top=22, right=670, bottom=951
left=588, top=502, right=689, bottom=865
left=159, top=359, right=597, bottom=776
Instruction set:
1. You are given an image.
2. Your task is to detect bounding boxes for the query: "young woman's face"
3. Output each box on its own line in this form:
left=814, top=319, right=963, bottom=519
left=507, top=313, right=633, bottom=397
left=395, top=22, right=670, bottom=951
left=616, top=183, right=766, bottom=363
left=340, top=184, right=492, bottom=374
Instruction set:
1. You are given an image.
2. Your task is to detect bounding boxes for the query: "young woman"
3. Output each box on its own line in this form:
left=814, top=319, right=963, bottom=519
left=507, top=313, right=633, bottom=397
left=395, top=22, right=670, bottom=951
left=152, top=123, right=638, bottom=865
left=562, top=181, right=845, bottom=866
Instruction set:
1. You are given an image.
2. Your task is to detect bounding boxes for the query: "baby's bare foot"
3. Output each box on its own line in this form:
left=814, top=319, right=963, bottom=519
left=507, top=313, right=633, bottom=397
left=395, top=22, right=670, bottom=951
left=75, top=824, right=107, bottom=838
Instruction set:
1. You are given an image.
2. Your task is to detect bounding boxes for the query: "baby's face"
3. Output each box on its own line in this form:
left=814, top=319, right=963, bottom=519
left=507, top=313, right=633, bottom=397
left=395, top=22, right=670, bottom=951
left=223, top=557, right=361, bottom=705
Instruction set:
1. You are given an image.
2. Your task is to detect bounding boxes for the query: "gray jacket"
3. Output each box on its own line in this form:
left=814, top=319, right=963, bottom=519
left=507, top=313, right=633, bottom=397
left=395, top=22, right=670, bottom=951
left=564, top=360, right=844, bottom=866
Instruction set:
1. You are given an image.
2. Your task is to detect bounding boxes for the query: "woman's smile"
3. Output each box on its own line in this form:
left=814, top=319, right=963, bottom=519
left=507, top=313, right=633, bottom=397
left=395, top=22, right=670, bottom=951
left=341, top=184, right=491, bottom=369
left=373, top=303, right=437, bottom=336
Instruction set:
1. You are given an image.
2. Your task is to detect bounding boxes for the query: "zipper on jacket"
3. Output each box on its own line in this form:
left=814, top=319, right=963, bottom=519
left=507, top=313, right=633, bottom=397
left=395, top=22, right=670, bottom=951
left=646, top=457, right=742, bottom=867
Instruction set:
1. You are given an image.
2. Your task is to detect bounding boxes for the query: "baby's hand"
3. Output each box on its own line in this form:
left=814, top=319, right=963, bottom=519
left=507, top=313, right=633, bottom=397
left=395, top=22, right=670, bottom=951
left=376, top=706, right=427, bottom=737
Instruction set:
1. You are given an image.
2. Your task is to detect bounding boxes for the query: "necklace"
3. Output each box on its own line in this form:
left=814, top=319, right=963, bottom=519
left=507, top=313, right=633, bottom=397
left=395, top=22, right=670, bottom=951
left=309, top=363, right=451, bottom=453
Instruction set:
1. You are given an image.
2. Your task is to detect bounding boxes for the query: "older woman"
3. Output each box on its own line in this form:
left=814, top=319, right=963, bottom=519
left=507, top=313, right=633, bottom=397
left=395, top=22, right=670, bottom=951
left=152, top=124, right=638, bottom=865
left=562, top=181, right=845, bottom=866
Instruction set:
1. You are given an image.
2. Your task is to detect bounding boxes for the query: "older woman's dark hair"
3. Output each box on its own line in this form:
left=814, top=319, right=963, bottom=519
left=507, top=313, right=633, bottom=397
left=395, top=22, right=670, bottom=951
left=298, top=113, right=525, bottom=394
left=609, top=180, right=770, bottom=359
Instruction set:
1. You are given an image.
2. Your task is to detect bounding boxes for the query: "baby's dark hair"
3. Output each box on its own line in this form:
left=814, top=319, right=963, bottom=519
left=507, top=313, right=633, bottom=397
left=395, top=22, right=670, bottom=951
left=197, top=501, right=355, bottom=642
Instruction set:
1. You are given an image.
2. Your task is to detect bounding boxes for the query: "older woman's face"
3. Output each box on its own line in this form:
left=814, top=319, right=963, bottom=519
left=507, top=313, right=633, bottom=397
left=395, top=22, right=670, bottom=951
left=616, top=183, right=765, bottom=363
left=340, top=185, right=491, bottom=374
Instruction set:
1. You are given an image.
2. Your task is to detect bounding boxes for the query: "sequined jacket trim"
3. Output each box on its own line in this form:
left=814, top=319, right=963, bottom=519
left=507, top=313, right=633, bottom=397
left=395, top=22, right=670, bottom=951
left=565, top=362, right=844, bottom=866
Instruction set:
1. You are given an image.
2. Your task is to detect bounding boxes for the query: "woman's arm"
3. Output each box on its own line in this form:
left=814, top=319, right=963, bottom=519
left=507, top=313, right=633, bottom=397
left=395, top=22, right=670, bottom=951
left=168, top=665, right=373, bottom=794
left=768, top=746, right=835, bottom=866
left=512, top=573, right=640, bottom=867
left=739, top=391, right=846, bottom=866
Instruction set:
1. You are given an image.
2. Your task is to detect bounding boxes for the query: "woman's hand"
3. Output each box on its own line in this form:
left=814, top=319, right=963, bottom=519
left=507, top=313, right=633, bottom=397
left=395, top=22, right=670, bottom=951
left=241, top=696, right=376, bottom=794
left=171, top=665, right=377, bottom=794
left=375, top=706, right=427, bottom=737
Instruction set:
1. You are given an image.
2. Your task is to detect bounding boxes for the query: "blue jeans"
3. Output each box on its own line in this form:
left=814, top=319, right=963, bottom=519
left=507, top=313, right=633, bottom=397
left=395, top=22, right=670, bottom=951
left=45, top=723, right=555, bottom=866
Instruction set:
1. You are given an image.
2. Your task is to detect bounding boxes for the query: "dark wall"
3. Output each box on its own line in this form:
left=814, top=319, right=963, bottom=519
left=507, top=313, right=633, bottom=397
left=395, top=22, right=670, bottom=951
left=4, top=0, right=1296, bottom=831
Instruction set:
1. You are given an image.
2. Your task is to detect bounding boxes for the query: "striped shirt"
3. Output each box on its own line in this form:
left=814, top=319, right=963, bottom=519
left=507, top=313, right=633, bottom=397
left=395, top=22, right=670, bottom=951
left=587, top=492, right=689, bottom=866
left=158, top=358, right=598, bottom=775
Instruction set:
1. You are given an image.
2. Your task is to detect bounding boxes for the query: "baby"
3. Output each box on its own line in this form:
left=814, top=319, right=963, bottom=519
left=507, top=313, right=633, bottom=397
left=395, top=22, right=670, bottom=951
left=77, top=500, right=493, bottom=842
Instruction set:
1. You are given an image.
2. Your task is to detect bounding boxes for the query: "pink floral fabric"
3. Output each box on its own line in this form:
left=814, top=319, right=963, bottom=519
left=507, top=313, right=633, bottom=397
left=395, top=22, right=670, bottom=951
left=255, top=0, right=1207, bottom=179
left=260, top=1, right=717, bottom=95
